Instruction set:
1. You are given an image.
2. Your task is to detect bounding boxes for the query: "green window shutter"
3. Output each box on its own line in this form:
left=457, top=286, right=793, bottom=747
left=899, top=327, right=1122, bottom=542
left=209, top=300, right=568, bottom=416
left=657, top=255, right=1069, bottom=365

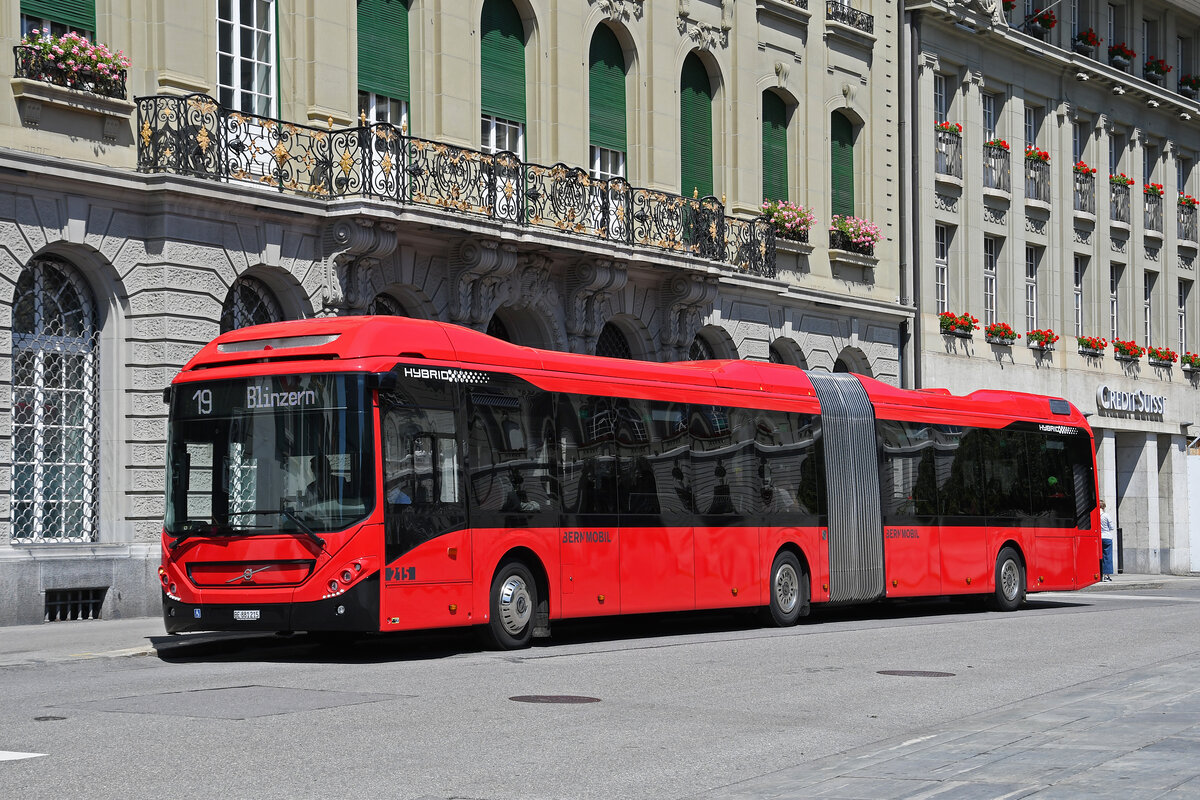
left=588, top=25, right=626, bottom=153
left=680, top=53, right=713, bottom=198
left=357, top=0, right=409, bottom=102
left=481, top=0, right=526, bottom=122
left=21, top=0, right=95, bottom=33
left=830, top=112, right=855, bottom=217
left=762, top=91, right=788, bottom=202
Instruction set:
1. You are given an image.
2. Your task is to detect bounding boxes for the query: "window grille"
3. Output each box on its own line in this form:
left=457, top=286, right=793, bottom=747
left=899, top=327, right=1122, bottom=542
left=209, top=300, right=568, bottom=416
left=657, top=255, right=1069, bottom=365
left=11, top=255, right=100, bottom=544
left=220, top=276, right=283, bottom=333
left=596, top=322, right=633, bottom=359
left=45, top=587, right=107, bottom=621
left=689, top=335, right=715, bottom=361
left=369, top=294, right=407, bottom=317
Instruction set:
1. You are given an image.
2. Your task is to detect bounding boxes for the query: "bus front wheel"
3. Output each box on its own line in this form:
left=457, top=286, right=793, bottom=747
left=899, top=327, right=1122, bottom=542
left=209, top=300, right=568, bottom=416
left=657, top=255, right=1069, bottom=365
left=767, top=551, right=808, bottom=627
left=486, top=560, right=537, bottom=649
left=990, top=547, right=1025, bottom=612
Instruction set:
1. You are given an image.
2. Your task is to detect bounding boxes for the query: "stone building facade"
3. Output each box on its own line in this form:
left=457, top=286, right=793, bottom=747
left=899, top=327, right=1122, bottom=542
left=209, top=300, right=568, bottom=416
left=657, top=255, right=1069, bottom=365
left=906, top=0, right=1200, bottom=574
left=0, top=0, right=906, bottom=625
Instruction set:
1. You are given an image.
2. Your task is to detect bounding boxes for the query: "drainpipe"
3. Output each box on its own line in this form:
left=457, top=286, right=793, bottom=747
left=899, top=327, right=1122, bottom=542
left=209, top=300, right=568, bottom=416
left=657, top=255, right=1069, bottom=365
left=901, top=9, right=921, bottom=389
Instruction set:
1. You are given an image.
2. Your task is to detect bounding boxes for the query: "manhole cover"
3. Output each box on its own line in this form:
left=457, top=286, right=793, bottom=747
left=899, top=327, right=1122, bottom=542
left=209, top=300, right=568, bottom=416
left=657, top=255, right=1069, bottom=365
left=509, top=695, right=600, bottom=704
left=34, top=716, right=66, bottom=722
left=877, top=670, right=956, bottom=678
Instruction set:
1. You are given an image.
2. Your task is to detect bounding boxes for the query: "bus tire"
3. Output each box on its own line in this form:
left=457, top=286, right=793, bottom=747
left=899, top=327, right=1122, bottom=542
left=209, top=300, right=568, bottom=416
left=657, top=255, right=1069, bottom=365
left=990, top=546, right=1025, bottom=612
left=486, top=560, right=537, bottom=649
left=767, top=551, right=807, bottom=627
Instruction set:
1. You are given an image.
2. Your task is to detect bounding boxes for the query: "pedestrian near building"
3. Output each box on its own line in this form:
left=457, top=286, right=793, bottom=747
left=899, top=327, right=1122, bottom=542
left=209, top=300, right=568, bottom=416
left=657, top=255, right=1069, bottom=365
left=1099, top=500, right=1115, bottom=581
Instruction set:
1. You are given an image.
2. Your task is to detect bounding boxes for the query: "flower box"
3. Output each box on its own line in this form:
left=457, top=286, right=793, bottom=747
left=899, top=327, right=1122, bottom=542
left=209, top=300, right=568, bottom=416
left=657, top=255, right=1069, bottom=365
left=986, top=335, right=1016, bottom=346
left=1029, top=341, right=1055, bottom=351
left=939, top=311, right=979, bottom=337
left=1110, top=54, right=1131, bottom=70
left=1114, top=352, right=1140, bottom=362
left=1078, top=347, right=1104, bottom=357
left=1149, top=358, right=1173, bottom=368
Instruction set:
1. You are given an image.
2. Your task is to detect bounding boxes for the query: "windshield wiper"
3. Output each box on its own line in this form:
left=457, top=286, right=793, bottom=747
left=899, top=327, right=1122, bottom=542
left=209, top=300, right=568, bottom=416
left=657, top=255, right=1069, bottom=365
left=279, top=507, right=327, bottom=549
left=166, top=520, right=230, bottom=549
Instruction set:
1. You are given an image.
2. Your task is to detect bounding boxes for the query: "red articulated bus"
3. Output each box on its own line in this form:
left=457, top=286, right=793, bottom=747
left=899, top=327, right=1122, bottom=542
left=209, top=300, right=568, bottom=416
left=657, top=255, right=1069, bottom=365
left=160, top=316, right=1100, bottom=648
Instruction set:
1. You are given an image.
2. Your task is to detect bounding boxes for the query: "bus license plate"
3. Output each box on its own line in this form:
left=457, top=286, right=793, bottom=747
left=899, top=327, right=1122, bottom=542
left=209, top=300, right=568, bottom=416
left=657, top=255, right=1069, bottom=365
left=233, top=610, right=260, bottom=621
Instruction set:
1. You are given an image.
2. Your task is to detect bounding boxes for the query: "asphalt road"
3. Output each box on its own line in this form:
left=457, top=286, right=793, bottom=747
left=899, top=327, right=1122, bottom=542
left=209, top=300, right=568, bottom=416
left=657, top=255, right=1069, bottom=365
left=2, top=576, right=1199, bottom=799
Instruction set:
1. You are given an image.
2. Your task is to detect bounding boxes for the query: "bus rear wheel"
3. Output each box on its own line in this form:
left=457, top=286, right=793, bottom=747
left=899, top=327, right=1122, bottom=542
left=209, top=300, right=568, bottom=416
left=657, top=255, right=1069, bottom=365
left=990, top=546, right=1025, bottom=612
left=486, top=560, right=537, bottom=649
left=767, top=551, right=808, bottom=627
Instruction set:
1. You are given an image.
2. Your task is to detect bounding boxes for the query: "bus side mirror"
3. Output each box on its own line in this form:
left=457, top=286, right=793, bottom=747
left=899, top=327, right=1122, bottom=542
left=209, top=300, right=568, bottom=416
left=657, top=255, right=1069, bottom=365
left=163, top=386, right=173, bottom=404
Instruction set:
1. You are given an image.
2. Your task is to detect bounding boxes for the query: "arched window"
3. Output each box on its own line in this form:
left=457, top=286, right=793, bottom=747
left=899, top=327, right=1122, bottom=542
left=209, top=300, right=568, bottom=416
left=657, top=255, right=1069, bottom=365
left=11, top=255, right=100, bottom=543
left=220, top=276, right=283, bottom=333
left=762, top=91, right=789, bottom=202
left=680, top=53, right=713, bottom=198
left=831, top=111, right=855, bottom=217
left=369, top=293, right=408, bottom=316
left=596, top=321, right=633, bottom=359
left=480, top=0, right=526, bottom=158
left=589, top=24, right=627, bottom=181
left=487, top=314, right=511, bottom=342
left=689, top=334, right=715, bottom=361
left=357, top=0, right=410, bottom=129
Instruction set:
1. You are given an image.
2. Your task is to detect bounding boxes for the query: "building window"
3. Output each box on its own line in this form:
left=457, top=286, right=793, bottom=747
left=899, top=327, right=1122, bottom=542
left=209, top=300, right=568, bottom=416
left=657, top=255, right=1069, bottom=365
left=596, top=322, right=633, bottom=359
left=20, top=0, right=96, bottom=38
left=681, top=53, right=714, bottom=198
left=933, top=73, right=947, bottom=125
left=1025, top=245, right=1039, bottom=332
left=689, top=334, right=716, bottom=361
left=220, top=275, right=283, bottom=334
left=1145, top=272, right=1156, bottom=344
left=762, top=91, right=789, bottom=201
left=357, top=0, right=410, bottom=128
left=590, top=24, right=627, bottom=181
left=982, top=93, right=998, bottom=141
left=11, top=255, right=100, bottom=544
left=1110, top=264, right=1122, bottom=340
left=935, top=224, right=950, bottom=315
left=218, top=0, right=275, bottom=117
left=984, top=236, right=999, bottom=327
left=831, top=111, right=856, bottom=217
left=369, top=294, right=407, bottom=316
left=1024, top=105, right=1041, bottom=148
left=1073, top=121, right=1087, bottom=164
left=1074, top=255, right=1086, bottom=337
left=1179, top=279, right=1190, bottom=353
left=481, top=0, right=526, bottom=157
left=1179, top=157, right=1192, bottom=196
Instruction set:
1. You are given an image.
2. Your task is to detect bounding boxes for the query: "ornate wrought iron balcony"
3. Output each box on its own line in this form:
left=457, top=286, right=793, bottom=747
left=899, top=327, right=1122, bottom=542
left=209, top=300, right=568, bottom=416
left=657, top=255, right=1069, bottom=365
left=1180, top=205, right=1198, bottom=242
left=1073, top=172, right=1096, bottom=215
left=1145, top=194, right=1163, bottom=233
left=13, top=45, right=127, bottom=100
left=1024, top=159, right=1050, bottom=203
left=982, top=145, right=1010, bottom=193
left=935, top=129, right=961, bottom=179
left=135, top=94, right=776, bottom=277
left=826, top=1, right=873, bottom=34
left=1110, top=183, right=1130, bottom=223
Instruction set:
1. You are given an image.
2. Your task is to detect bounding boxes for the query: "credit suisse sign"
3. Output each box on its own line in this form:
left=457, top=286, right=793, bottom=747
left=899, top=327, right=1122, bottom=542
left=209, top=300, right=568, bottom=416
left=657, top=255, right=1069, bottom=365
left=1096, top=384, right=1166, bottom=417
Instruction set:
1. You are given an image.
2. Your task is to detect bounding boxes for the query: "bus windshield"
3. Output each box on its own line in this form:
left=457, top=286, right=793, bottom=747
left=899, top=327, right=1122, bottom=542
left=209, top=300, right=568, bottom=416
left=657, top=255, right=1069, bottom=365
left=165, top=373, right=374, bottom=537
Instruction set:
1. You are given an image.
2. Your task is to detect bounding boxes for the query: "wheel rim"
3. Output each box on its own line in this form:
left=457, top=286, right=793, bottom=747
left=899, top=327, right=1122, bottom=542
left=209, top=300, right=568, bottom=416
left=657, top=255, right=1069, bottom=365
left=497, top=574, right=532, bottom=636
left=1000, top=558, right=1020, bottom=601
left=774, top=563, right=798, bottom=614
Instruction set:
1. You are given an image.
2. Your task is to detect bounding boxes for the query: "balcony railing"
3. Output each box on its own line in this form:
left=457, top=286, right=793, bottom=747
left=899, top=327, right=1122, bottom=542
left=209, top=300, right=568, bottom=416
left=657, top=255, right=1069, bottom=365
left=935, top=129, right=961, bottom=178
left=826, top=1, right=873, bottom=34
left=1180, top=205, right=1198, bottom=242
left=1145, top=194, right=1163, bottom=233
left=1073, top=172, right=1095, bottom=215
left=1111, top=183, right=1130, bottom=223
left=13, top=45, right=127, bottom=100
left=136, top=94, right=775, bottom=276
left=1025, top=159, right=1050, bottom=203
left=982, top=145, right=1010, bottom=193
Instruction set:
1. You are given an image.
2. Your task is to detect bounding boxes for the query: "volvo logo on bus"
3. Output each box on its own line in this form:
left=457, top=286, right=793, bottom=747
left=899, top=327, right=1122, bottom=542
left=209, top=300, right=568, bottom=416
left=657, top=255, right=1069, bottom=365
left=1096, top=385, right=1166, bottom=417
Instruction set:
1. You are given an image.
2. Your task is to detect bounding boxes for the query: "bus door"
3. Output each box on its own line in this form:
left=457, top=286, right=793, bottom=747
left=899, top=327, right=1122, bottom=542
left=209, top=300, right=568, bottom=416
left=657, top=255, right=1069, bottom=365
left=877, top=419, right=941, bottom=597
left=618, top=399, right=695, bottom=614
left=379, top=375, right=469, bottom=629
left=692, top=406, right=759, bottom=610
left=935, top=426, right=989, bottom=593
left=1026, top=428, right=1094, bottom=590
left=559, top=394, right=621, bottom=617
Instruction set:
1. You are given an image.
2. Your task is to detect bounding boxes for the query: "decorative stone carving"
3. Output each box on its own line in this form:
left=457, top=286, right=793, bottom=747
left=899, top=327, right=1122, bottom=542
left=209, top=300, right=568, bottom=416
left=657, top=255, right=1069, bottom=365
left=566, top=258, right=629, bottom=353
left=448, top=238, right=519, bottom=327
left=321, top=218, right=398, bottom=314
left=1146, top=245, right=1160, bottom=262
left=589, top=0, right=644, bottom=22
left=678, top=16, right=728, bottom=50
left=919, top=52, right=939, bottom=75
left=1074, top=227, right=1092, bottom=244
left=942, top=0, right=1004, bottom=27
left=934, top=193, right=958, bottom=213
left=1111, top=237, right=1128, bottom=254
left=1025, top=216, right=1047, bottom=235
left=1181, top=255, right=1195, bottom=270
left=775, top=61, right=791, bottom=89
left=984, top=206, right=1006, bottom=225
left=661, top=274, right=719, bottom=360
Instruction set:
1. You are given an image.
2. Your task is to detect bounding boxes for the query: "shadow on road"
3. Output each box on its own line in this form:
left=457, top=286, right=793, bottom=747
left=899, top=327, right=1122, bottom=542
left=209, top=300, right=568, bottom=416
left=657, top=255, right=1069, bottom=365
left=148, top=593, right=1089, bottom=665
